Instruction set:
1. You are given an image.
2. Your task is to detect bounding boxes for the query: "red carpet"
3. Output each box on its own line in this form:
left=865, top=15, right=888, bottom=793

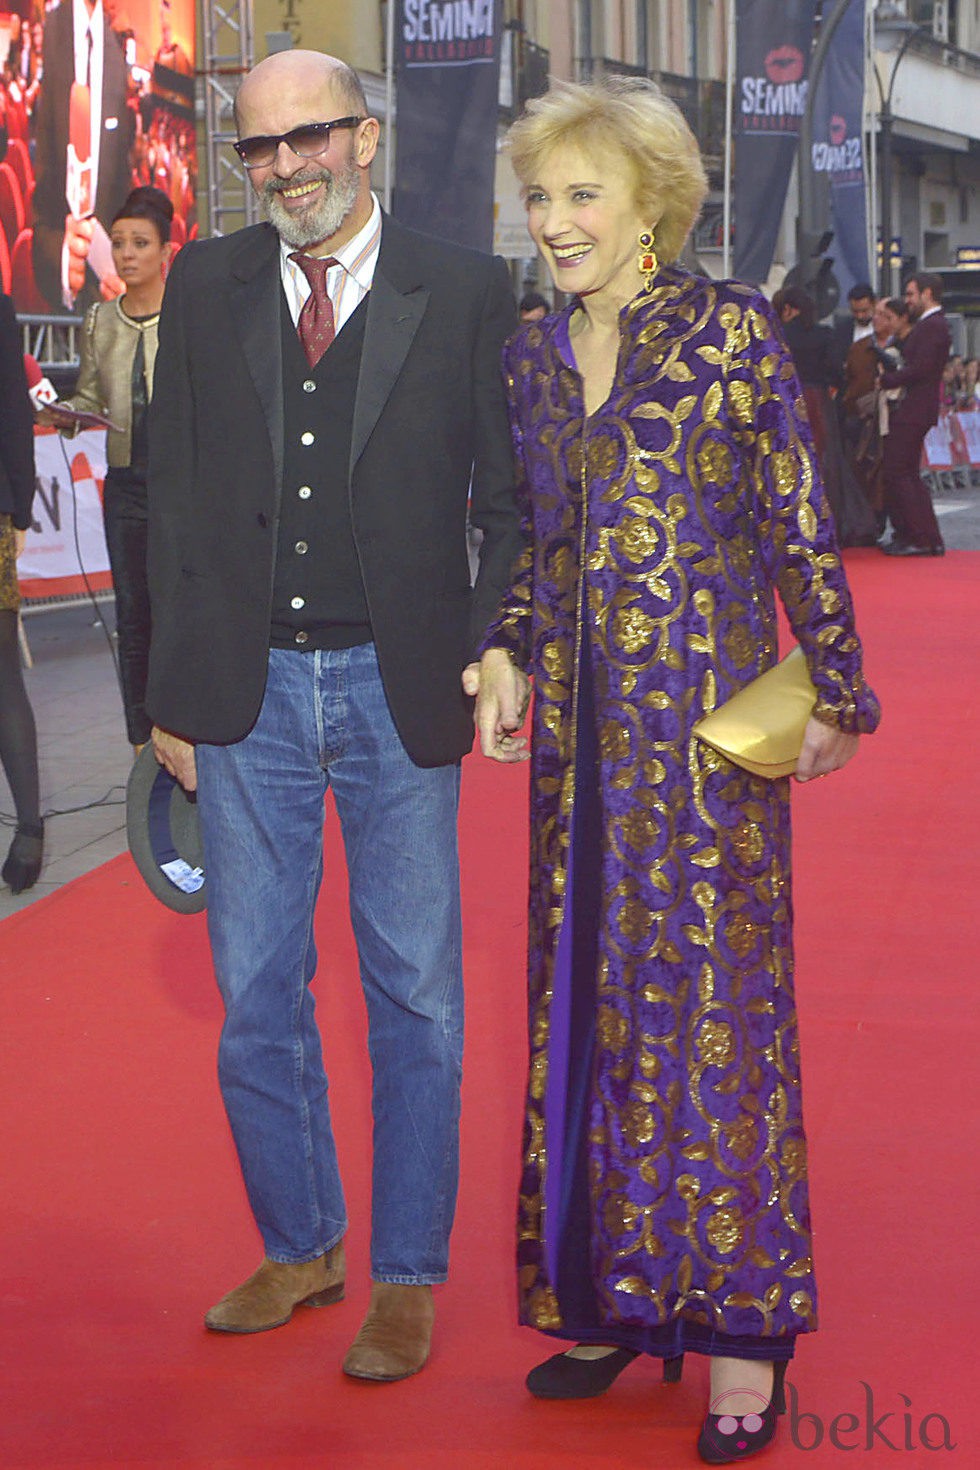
left=1, top=551, right=976, bottom=1468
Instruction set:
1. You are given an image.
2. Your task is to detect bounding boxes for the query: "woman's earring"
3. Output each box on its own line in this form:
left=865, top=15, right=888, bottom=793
left=637, top=229, right=658, bottom=292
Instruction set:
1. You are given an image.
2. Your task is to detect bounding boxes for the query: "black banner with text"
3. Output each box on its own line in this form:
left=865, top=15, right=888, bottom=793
left=808, top=0, right=869, bottom=302
left=393, top=0, right=503, bottom=252
left=734, top=0, right=818, bottom=284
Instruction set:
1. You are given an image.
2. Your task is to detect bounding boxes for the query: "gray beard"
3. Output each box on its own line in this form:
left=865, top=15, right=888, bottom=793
left=262, top=158, right=361, bottom=249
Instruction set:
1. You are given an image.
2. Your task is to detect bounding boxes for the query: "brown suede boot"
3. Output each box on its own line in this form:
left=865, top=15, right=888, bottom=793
left=342, top=1282, right=435, bottom=1381
left=204, top=1240, right=345, bottom=1333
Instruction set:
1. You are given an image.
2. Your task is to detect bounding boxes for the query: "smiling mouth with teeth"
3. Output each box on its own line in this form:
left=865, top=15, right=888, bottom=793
left=281, top=180, right=323, bottom=200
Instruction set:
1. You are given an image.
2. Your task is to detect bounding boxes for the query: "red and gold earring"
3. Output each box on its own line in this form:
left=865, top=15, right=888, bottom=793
left=638, top=229, right=658, bottom=292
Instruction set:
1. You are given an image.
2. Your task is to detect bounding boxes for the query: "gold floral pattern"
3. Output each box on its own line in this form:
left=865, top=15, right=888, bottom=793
left=697, top=1018, right=736, bottom=1067
left=706, top=1206, right=745, bottom=1255
left=597, top=1004, right=631, bottom=1054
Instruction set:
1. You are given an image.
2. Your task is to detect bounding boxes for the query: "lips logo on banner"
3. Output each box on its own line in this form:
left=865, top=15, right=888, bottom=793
left=764, top=46, right=804, bottom=84
left=830, top=114, right=848, bottom=145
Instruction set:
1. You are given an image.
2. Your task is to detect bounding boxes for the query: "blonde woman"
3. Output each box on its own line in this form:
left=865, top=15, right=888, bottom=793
left=466, top=79, right=880, bottom=1464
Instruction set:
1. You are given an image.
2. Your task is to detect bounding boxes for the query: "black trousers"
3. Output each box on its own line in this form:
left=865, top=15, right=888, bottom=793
left=103, top=466, right=151, bottom=745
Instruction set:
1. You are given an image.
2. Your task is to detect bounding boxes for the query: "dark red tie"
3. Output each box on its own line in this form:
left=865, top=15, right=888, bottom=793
left=289, top=253, right=338, bottom=369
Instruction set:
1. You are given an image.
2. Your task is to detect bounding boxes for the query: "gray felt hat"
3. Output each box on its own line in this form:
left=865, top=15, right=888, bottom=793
left=126, top=743, right=207, bottom=914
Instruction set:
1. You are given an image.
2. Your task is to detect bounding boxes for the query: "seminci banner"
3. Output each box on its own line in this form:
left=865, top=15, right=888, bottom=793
left=734, top=0, right=818, bottom=284
left=393, top=0, right=503, bottom=252
left=807, top=0, right=870, bottom=302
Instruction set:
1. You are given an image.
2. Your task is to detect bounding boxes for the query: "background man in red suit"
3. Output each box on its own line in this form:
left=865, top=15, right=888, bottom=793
left=879, top=271, right=950, bottom=557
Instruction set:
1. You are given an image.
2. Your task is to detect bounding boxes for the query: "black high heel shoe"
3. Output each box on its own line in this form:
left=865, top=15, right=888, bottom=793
left=2, top=819, right=44, bottom=894
left=697, top=1360, right=787, bottom=1464
left=526, top=1345, right=684, bottom=1399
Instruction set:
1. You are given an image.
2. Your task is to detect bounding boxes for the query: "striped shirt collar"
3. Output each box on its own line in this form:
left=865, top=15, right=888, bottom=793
left=280, top=193, right=382, bottom=328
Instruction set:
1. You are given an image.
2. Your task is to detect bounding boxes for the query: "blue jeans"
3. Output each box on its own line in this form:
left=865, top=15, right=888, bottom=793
left=195, top=645, right=463, bottom=1282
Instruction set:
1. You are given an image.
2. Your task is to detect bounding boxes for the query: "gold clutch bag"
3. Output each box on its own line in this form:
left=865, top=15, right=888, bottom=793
left=692, top=646, right=817, bottom=778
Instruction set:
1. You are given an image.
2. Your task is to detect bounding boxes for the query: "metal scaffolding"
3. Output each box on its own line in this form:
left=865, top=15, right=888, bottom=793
left=200, top=0, right=256, bottom=237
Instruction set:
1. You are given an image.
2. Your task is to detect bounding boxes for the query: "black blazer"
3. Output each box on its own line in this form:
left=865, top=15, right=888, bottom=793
left=31, top=1, right=134, bottom=311
left=145, top=217, right=523, bottom=768
left=0, top=293, right=36, bottom=530
left=880, top=310, right=951, bottom=433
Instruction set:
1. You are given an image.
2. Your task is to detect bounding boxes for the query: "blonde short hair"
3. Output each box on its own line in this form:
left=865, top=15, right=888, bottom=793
left=508, top=77, right=708, bottom=264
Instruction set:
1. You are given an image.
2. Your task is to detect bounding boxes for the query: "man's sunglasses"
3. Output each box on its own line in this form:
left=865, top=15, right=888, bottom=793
left=233, top=117, right=363, bottom=170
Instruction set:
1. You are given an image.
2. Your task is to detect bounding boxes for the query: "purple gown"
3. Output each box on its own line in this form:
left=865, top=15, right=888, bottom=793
left=481, top=268, right=880, bottom=1362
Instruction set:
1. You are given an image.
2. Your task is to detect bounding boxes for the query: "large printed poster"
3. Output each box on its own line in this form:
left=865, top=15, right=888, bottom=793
left=0, top=0, right=197, bottom=315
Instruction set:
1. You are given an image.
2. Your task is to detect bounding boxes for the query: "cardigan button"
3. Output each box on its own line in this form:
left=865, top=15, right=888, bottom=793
left=257, top=512, right=269, bottom=528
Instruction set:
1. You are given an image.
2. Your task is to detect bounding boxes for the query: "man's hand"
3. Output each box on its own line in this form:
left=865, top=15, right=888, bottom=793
left=65, top=215, right=95, bottom=297
left=152, top=726, right=198, bottom=791
left=462, top=648, right=531, bottom=763
left=794, top=716, right=859, bottom=782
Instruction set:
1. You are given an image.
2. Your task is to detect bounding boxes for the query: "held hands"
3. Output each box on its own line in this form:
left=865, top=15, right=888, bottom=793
left=459, top=666, right=857, bottom=776
left=794, top=716, right=859, bottom=782
left=152, top=725, right=198, bottom=792
left=461, top=648, right=531, bottom=763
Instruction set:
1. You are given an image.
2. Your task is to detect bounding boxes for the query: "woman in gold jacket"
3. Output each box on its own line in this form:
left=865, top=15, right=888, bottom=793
left=46, top=186, right=173, bottom=749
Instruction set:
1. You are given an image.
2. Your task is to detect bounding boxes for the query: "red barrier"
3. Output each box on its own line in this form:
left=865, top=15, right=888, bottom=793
left=922, top=408, right=980, bottom=470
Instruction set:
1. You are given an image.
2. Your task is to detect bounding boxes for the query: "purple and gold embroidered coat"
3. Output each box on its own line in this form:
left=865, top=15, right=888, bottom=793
left=482, top=269, right=880, bottom=1359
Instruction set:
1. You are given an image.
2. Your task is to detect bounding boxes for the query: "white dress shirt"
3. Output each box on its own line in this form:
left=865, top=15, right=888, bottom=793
left=280, top=193, right=383, bottom=336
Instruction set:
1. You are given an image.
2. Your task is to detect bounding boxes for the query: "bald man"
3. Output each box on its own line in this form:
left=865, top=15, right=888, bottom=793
left=146, top=50, right=520, bottom=1379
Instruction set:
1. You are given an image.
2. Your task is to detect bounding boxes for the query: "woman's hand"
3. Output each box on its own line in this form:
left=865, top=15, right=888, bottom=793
left=794, top=716, right=859, bottom=782
left=14, top=527, right=27, bottom=559
left=34, top=404, right=78, bottom=430
left=462, top=648, right=531, bottom=763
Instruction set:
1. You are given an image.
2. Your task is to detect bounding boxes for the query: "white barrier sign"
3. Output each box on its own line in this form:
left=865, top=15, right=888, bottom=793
left=19, top=427, right=111, bottom=597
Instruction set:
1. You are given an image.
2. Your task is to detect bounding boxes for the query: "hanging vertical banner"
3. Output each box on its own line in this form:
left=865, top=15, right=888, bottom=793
left=734, top=0, right=819, bottom=284
left=393, top=0, right=503, bottom=252
left=808, top=0, right=870, bottom=301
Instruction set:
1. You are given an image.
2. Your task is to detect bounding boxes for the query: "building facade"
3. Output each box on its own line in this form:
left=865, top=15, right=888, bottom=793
left=209, top=1, right=980, bottom=330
